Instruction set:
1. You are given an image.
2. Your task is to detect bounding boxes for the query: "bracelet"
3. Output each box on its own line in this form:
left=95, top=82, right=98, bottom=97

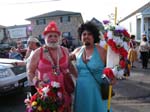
left=33, top=76, right=39, bottom=86
left=35, top=80, right=42, bottom=87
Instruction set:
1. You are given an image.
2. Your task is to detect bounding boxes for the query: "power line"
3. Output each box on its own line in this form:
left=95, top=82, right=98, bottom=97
left=1, top=0, right=61, bottom=5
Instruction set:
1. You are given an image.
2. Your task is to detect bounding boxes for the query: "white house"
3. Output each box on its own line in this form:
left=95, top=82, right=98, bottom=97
left=118, top=2, right=150, bottom=41
left=0, top=25, right=6, bottom=42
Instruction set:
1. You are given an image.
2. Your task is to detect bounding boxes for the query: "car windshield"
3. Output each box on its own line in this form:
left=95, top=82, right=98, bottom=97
left=11, top=66, right=26, bottom=75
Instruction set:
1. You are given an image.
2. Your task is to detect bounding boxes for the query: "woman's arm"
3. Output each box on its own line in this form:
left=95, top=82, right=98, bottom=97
left=69, top=47, right=83, bottom=77
left=96, top=44, right=107, bottom=65
left=69, top=47, right=81, bottom=61
left=96, top=45, right=117, bottom=85
left=24, top=47, right=32, bottom=59
left=68, top=61, right=78, bottom=78
left=28, top=48, right=40, bottom=84
left=62, top=47, right=78, bottom=78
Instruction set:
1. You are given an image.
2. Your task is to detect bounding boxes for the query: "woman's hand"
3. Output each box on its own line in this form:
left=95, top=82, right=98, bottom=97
left=69, top=54, right=76, bottom=61
left=35, top=80, right=45, bottom=89
left=32, top=76, right=45, bottom=88
left=110, top=78, right=117, bottom=85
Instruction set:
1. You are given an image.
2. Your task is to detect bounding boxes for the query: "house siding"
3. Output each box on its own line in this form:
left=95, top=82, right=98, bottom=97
left=119, top=2, right=150, bottom=40
left=120, top=15, right=137, bottom=36
left=29, top=13, right=83, bottom=46
left=0, top=28, right=5, bottom=41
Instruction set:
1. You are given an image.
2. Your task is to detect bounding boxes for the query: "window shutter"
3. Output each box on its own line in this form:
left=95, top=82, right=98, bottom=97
left=36, top=20, right=39, bottom=25
left=60, top=17, right=62, bottom=23
left=68, top=16, right=70, bottom=22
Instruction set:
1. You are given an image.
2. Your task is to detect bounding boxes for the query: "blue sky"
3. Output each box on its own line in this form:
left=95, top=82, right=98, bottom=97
left=0, top=0, right=149, bottom=26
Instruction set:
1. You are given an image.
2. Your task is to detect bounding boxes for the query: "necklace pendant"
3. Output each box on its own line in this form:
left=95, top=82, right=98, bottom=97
left=53, top=71, right=57, bottom=75
left=56, top=70, right=60, bottom=75
left=52, top=66, right=60, bottom=75
left=53, top=71, right=60, bottom=75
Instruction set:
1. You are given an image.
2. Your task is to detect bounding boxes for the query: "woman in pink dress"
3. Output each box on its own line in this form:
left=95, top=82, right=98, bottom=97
left=28, top=21, right=77, bottom=112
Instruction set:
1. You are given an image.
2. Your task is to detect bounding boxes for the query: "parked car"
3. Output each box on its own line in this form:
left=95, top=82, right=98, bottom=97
left=0, top=58, right=27, bottom=94
left=0, top=44, right=12, bottom=58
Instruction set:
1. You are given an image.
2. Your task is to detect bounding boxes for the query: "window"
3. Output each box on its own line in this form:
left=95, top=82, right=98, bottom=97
left=62, top=32, right=70, bottom=37
left=62, top=32, right=72, bottom=40
left=60, top=16, right=70, bottom=23
left=36, top=19, right=46, bottom=25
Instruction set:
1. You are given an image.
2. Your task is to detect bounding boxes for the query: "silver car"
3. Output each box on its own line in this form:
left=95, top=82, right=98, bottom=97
left=0, top=58, right=27, bottom=94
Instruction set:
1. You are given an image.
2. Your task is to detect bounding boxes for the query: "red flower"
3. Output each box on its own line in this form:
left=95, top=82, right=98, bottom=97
left=118, top=47, right=128, bottom=58
left=30, top=93, right=38, bottom=102
left=104, top=32, right=108, bottom=40
left=123, top=30, right=130, bottom=38
left=119, top=60, right=126, bottom=69
left=107, top=39, right=128, bottom=58
left=103, top=68, right=115, bottom=80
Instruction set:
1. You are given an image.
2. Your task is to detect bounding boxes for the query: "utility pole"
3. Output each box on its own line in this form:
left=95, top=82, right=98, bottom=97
left=108, top=7, right=117, bottom=25
left=107, top=6, right=118, bottom=112
left=114, top=7, right=117, bottom=25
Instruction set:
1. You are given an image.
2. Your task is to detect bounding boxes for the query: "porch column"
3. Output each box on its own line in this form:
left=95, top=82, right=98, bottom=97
left=141, top=16, right=144, bottom=39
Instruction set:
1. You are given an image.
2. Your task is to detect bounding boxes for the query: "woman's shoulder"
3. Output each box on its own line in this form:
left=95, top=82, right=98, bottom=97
left=95, top=44, right=106, bottom=54
left=72, top=46, right=82, bottom=54
left=95, top=44, right=106, bottom=64
left=32, top=47, right=43, bottom=57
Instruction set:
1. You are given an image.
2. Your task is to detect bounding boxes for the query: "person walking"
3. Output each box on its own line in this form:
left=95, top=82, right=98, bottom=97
left=70, top=21, right=115, bottom=112
left=16, top=40, right=26, bottom=59
left=9, top=47, right=23, bottom=60
left=15, top=37, right=41, bottom=94
left=61, top=38, right=70, bottom=49
left=139, top=34, right=150, bottom=69
left=128, top=35, right=137, bottom=68
left=28, top=21, right=77, bottom=112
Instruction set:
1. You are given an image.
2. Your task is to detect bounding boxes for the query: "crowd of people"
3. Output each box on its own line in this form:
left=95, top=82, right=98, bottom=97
left=127, top=33, right=150, bottom=69
left=1, top=20, right=150, bottom=112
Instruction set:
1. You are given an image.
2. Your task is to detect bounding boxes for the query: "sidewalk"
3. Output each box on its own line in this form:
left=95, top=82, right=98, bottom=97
left=111, top=61, right=150, bottom=112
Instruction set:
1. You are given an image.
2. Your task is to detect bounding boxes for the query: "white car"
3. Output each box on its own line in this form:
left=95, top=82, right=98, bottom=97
left=0, top=58, right=27, bottom=94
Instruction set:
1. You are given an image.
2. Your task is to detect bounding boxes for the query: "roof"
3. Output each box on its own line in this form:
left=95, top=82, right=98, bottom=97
left=0, top=25, right=6, bottom=28
left=90, top=17, right=104, bottom=30
left=26, top=10, right=82, bottom=20
left=91, top=17, right=103, bottom=25
left=118, top=2, right=150, bottom=23
left=7, top=24, right=30, bottom=29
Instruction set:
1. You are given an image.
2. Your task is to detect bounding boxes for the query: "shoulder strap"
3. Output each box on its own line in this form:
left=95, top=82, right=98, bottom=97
left=85, top=63, right=101, bottom=85
left=85, top=63, right=111, bottom=86
left=60, top=46, right=66, bottom=56
left=76, top=46, right=85, bottom=58
left=40, top=47, right=43, bottom=59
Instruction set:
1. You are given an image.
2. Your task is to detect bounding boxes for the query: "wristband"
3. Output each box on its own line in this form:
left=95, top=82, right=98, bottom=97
left=33, top=76, right=39, bottom=86
left=35, top=80, right=42, bottom=87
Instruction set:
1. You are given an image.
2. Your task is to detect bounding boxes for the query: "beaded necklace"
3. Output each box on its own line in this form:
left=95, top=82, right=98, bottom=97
left=47, top=46, right=60, bottom=75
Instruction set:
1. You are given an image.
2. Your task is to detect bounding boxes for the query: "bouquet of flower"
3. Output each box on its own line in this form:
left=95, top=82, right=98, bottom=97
left=24, top=81, right=64, bottom=112
left=102, top=20, right=131, bottom=79
left=103, top=57, right=131, bottom=79
left=103, top=20, right=130, bottom=58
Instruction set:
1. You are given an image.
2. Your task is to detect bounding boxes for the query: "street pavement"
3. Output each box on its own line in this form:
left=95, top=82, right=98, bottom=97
left=0, top=61, right=150, bottom=112
left=111, top=61, right=150, bottom=112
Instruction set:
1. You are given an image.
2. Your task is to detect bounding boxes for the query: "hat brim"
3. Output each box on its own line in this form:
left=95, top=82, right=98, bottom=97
left=43, top=31, right=61, bottom=36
